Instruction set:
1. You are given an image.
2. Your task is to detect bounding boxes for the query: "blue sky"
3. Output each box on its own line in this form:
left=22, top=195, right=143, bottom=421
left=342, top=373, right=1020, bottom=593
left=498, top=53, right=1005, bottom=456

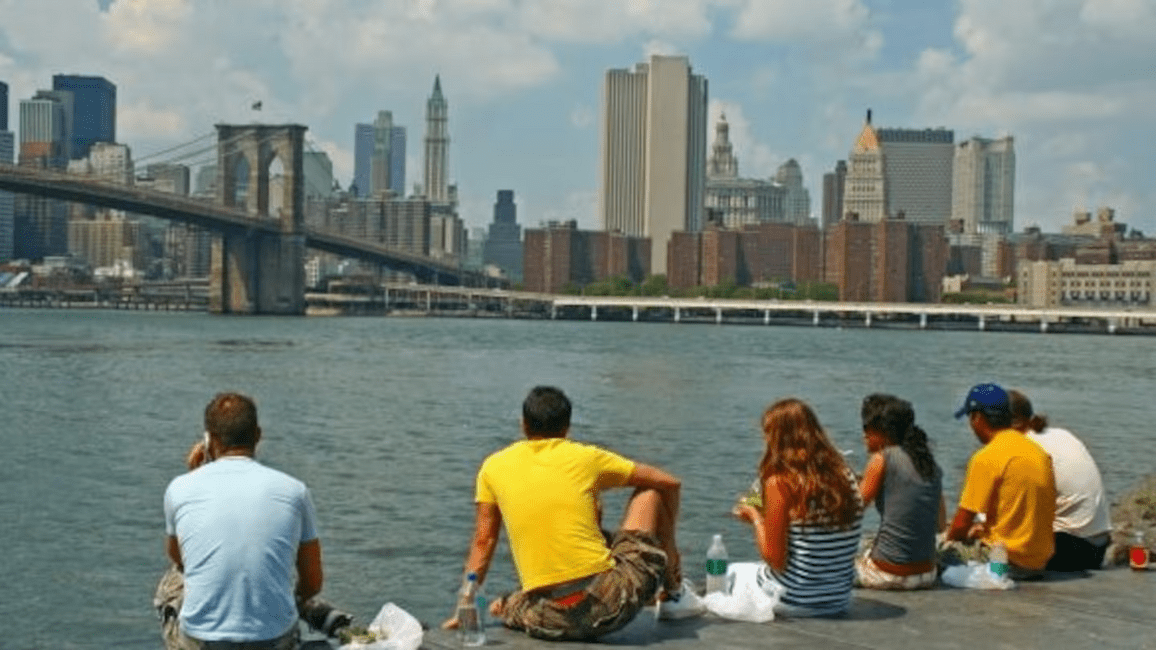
left=2, top=0, right=1153, bottom=235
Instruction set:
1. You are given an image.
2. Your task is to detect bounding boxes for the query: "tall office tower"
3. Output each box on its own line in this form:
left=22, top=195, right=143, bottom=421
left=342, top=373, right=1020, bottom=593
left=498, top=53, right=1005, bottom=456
left=483, top=189, right=523, bottom=281
left=16, top=93, right=70, bottom=259
left=388, top=124, right=406, bottom=196
left=822, top=160, right=847, bottom=229
left=353, top=123, right=373, bottom=197
left=1, top=80, right=8, bottom=130
left=87, top=142, right=133, bottom=184
left=708, top=114, right=738, bottom=179
left=371, top=110, right=394, bottom=196
left=423, top=76, right=450, bottom=203
left=0, top=128, right=13, bottom=260
left=600, top=54, right=707, bottom=276
left=775, top=159, right=811, bottom=225
left=144, top=163, right=191, bottom=196
left=52, top=74, right=115, bottom=161
left=952, top=136, right=1015, bottom=235
left=842, top=111, right=954, bottom=224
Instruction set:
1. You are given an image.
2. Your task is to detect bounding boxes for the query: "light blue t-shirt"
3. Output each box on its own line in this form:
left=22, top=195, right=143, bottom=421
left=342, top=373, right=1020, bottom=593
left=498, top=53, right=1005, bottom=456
left=164, top=457, right=318, bottom=642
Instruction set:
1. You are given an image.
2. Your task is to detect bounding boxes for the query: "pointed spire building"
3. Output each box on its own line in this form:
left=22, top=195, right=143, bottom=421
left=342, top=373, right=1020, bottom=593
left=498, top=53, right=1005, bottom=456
left=423, top=75, right=450, bottom=203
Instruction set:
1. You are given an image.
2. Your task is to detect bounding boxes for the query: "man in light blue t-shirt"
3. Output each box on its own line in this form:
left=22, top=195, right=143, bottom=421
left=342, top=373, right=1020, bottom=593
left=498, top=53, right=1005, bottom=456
left=163, top=393, right=323, bottom=650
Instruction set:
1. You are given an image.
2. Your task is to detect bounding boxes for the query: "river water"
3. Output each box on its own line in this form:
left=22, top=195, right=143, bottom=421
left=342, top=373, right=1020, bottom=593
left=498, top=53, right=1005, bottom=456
left=1, top=309, right=1151, bottom=648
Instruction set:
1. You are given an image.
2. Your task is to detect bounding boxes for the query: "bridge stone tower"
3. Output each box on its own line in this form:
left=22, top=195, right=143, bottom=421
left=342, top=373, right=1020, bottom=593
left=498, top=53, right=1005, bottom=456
left=210, top=124, right=307, bottom=315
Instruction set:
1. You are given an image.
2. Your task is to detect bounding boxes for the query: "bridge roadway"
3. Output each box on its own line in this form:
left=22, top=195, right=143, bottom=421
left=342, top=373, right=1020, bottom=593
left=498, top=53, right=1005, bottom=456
left=306, top=285, right=1156, bottom=333
left=0, top=164, right=485, bottom=285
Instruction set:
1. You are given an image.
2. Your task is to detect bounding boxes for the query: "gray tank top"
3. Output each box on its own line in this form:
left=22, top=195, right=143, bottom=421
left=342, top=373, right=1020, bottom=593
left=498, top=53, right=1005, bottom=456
left=871, top=446, right=942, bottom=565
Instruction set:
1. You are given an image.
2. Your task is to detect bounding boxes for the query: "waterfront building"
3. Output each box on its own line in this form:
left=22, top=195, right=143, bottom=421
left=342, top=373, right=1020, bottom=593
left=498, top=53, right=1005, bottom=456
left=86, top=142, right=133, bottom=185
left=842, top=111, right=954, bottom=225
left=483, top=189, right=523, bottom=282
left=353, top=122, right=373, bottom=197
left=667, top=222, right=821, bottom=289
left=1019, top=258, right=1155, bottom=309
left=0, top=80, right=7, bottom=131
left=704, top=114, right=785, bottom=228
left=824, top=216, right=947, bottom=303
left=524, top=220, right=650, bottom=294
left=141, top=163, right=191, bottom=196
left=821, top=160, right=847, bottom=230
left=372, top=111, right=394, bottom=197
left=423, top=76, right=450, bottom=204
left=952, top=135, right=1015, bottom=235
left=389, top=124, right=406, bottom=197
left=600, top=54, right=707, bottom=276
left=15, top=92, right=70, bottom=259
left=0, top=128, right=13, bottom=260
left=193, top=164, right=217, bottom=199
left=775, top=159, right=812, bottom=226
left=51, top=74, right=115, bottom=161
left=68, top=216, right=144, bottom=270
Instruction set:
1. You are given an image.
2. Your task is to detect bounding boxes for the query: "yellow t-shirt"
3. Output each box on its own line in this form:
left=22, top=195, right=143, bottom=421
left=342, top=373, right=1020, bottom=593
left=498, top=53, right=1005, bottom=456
left=475, top=438, right=635, bottom=591
left=959, top=429, right=1057, bottom=570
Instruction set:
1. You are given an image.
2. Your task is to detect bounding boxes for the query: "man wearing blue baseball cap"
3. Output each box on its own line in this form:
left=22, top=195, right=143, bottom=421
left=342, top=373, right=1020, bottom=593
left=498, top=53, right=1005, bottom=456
left=944, top=383, right=1056, bottom=576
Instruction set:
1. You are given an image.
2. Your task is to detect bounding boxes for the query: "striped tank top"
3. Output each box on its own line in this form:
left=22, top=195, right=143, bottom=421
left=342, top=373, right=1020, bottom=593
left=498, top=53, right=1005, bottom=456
left=757, top=472, right=863, bottom=616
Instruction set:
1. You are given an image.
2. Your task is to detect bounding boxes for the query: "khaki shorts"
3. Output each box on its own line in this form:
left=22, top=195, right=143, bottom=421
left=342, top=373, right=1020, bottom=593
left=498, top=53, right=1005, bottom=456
left=502, top=530, right=667, bottom=641
left=854, top=554, right=938, bottom=590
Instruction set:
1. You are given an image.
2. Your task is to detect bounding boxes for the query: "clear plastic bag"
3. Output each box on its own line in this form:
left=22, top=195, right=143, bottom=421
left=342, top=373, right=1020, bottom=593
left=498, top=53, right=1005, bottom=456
left=940, top=562, right=1016, bottom=590
left=701, top=561, right=782, bottom=623
left=337, top=602, right=424, bottom=650
left=657, top=578, right=707, bottom=620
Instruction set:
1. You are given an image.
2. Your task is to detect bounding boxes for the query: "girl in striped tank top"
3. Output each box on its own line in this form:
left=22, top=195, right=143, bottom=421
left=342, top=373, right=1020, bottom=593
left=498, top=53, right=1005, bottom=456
left=734, top=398, right=863, bottom=617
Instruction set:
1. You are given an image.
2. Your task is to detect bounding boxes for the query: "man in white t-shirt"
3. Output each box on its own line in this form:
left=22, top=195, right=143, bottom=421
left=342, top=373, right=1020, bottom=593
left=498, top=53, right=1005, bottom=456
left=1009, top=389, right=1111, bottom=571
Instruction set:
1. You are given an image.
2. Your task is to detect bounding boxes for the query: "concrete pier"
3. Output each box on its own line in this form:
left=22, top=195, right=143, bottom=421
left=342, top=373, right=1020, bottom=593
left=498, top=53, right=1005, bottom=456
left=408, top=568, right=1154, bottom=650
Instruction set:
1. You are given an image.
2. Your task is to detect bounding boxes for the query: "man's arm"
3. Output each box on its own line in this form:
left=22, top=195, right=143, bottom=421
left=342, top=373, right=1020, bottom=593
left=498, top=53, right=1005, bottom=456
left=296, top=539, right=323, bottom=604
left=166, top=535, right=183, bottom=572
left=443, top=502, right=502, bottom=630
left=465, top=502, right=503, bottom=585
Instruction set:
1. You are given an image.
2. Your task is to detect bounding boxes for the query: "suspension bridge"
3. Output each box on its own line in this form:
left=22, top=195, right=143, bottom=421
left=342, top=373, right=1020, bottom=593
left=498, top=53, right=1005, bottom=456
left=0, top=123, right=500, bottom=315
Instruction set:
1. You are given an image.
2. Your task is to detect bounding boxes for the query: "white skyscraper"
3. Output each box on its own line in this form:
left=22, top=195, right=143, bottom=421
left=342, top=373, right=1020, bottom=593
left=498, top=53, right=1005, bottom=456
left=775, top=159, right=812, bottom=225
left=952, top=135, right=1015, bottom=235
left=600, top=54, right=707, bottom=275
left=423, top=76, right=449, bottom=203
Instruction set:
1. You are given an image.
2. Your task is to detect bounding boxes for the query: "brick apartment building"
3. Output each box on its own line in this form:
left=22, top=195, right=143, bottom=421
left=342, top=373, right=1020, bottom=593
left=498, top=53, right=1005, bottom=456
left=522, top=221, right=650, bottom=293
left=824, top=217, right=947, bottom=303
left=667, top=222, right=821, bottom=289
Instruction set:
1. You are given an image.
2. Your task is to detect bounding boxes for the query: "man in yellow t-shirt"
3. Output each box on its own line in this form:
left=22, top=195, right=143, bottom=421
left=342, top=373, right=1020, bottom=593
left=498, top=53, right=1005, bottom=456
left=443, top=386, right=683, bottom=641
left=946, top=383, right=1057, bottom=575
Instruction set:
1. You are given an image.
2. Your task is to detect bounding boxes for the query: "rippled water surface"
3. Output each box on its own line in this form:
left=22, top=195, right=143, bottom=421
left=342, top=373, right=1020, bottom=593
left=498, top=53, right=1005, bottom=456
left=1, top=309, right=1151, bottom=648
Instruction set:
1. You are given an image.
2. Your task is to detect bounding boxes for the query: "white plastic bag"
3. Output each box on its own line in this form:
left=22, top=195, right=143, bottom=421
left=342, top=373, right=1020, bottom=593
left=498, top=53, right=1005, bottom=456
left=940, top=562, right=1016, bottom=590
left=701, top=561, right=782, bottom=623
left=337, top=602, right=424, bottom=650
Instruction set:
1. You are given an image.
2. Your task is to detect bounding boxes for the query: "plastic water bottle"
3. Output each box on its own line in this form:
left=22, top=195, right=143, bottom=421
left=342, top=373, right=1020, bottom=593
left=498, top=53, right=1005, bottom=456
left=988, top=542, right=1008, bottom=578
left=705, top=534, right=728, bottom=594
left=457, top=572, right=486, bottom=647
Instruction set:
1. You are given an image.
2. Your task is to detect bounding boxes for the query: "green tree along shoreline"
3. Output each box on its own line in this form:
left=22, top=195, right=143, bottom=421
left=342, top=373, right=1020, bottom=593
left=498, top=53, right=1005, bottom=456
left=560, top=275, right=840, bottom=301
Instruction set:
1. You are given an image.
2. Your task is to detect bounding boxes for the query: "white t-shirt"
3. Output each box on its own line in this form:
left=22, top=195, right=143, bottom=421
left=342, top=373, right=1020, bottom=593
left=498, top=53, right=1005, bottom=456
left=1027, top=427, right=1111, bottom=540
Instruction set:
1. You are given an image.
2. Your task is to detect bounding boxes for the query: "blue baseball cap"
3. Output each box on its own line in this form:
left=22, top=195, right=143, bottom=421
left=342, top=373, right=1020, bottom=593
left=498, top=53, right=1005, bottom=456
left=954, top=383, right=1010, bottom=419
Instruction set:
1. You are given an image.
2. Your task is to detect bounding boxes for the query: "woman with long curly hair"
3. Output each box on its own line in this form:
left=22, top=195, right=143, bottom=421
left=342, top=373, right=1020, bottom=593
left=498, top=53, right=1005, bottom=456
left=733, top=398, right=863, bottom=617
left=855, top=394, right=945, bottom=590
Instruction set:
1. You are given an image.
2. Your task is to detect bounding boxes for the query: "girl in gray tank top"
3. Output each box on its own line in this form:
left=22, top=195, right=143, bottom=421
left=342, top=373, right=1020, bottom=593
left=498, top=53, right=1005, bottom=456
left=856, top=394, right=944, bottom=588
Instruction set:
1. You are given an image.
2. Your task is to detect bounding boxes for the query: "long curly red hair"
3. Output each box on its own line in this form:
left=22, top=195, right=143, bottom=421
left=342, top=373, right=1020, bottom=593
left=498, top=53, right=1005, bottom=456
left=758, top=398, right=860, bottom=527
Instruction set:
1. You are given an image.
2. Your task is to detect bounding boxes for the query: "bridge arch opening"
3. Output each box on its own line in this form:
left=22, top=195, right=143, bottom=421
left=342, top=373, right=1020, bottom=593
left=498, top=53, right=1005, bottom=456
left=266, top=154, right=285, bottom=218
left=229, top=154, right=250, bottom=209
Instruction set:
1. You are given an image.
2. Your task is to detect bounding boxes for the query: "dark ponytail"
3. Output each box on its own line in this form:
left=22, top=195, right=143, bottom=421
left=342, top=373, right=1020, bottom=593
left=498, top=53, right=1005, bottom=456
left=861, top=393, right=938, bottom=482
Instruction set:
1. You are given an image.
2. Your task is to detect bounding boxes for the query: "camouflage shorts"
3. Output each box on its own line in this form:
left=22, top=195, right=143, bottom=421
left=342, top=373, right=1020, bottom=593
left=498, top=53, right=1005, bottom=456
left=502, top=530, right=667, bottom=641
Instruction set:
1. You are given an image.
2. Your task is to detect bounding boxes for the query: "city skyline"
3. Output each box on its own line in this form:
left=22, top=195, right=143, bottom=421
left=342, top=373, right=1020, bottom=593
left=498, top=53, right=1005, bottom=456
left=0, top=1, right=1152, bottom=236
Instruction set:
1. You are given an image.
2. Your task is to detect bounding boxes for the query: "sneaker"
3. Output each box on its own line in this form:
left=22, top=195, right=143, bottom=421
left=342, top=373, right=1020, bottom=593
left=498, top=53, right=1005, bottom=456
left=657, top=580, right=706, bottom=620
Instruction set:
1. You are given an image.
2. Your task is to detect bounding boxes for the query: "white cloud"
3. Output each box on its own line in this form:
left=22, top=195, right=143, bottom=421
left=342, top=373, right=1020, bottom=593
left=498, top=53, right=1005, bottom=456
left=518, top=0, right=715, bottom=44
left=101, top=0, right=193, bottom=55
left=728, top=0, right=878, bottom=52
left=118, top=102, right=186, bottom=142
left=569, top=105, right=595, bottom=129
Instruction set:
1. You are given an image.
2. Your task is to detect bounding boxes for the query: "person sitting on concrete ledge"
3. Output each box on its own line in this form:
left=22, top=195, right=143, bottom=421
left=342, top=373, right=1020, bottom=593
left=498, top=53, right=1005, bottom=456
left=1010, top=389, right=1112, bottom=572
left=442, top=386, right=683, bottom=641
left=942, top=383, right=1056, bottom=579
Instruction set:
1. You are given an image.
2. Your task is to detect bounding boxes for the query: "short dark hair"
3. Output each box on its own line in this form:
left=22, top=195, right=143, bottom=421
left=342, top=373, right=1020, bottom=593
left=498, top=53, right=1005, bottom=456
left=974, top=408, right=1013, bottom=430
left=204, top=392, right=259, bottom=448
left=522, top=386, right=571, bottom=437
